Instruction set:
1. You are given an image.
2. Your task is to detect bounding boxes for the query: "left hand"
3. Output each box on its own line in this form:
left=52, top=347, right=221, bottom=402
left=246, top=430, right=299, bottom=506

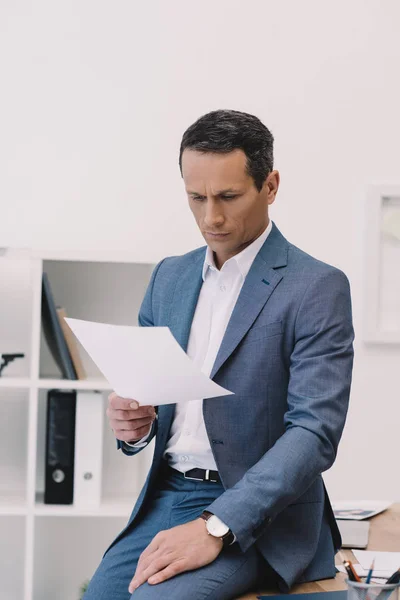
left=128, top=518, right=223, bottom=593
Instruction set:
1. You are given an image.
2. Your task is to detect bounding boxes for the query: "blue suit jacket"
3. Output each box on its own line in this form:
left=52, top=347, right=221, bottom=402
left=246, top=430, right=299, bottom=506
left=111, top=221, right=354, bottom=590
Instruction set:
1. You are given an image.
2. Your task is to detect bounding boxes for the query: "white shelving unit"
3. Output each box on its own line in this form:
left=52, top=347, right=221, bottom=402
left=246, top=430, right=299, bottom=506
left=0, top=249, right=155, bottom=600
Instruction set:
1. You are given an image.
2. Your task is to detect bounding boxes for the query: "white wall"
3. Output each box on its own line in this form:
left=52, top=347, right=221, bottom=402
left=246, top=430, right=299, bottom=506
left=1, top=0, right=399, bottom=501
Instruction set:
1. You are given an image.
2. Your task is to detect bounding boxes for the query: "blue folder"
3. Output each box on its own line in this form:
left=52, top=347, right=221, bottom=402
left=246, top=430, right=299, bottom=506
left=258, top=591, right=347, bottom=600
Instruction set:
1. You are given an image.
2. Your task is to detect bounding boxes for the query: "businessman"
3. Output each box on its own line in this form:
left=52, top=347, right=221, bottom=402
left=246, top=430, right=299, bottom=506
left=84, top=109, right=354, bottom=600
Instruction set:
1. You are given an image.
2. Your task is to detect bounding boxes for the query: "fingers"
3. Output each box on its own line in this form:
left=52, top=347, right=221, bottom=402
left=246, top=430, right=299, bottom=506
left=107, top=395, right=156, bottom=442
left=110, top=415, right=153, bottom=431
left=130, top=553, right=187, bottom=592
left=114, top=423, right=153, bottom=443
left=129, top=532, right=185, bottom=592
left=129, top=555, right=172, bottom=592
left=129, top=536, right=161, bottom=592
left=107, top=406, right=155, bottom=421
left=108, top=392, right=139, bottom=410
left=148, top=560, right=187, bottom=585
left=129, top=519, right=222, bottom=593
left=136, top=535, right=161, bottom=566
left=108, top=392, right=156, bottom=415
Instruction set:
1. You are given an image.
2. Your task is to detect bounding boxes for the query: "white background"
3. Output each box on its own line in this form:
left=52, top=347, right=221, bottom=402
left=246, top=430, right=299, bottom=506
left=1, top=0, right=399, bottom=501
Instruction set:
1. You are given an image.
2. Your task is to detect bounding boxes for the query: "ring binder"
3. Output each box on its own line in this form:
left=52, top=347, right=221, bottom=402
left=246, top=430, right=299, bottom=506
left=44, top=389, right=77, bottom=504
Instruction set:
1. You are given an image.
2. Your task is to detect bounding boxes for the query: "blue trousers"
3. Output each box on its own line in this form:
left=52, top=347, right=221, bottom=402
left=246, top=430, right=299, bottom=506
left=84, top=465, right=272, bottom=600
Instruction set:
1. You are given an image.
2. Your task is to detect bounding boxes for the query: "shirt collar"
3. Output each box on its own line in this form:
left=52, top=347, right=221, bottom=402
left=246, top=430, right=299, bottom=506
left=202, top=219, right=273, bottom=281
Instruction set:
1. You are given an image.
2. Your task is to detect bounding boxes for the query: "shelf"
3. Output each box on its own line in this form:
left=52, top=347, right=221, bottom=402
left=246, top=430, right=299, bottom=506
left=0, top=377, right=31, bottom=389
left=0, top=491, right=27, bottom=515
left=35, top=492, right=134, bottom=517
left=0, top=515, right=25, bottom=600
left=0, top=377, right=112, bottom=391
left=36, top=378, right=112, bottom=391
left=33, top=516, right=126, bottom=600
left=1, top=253, right=155, bottom=599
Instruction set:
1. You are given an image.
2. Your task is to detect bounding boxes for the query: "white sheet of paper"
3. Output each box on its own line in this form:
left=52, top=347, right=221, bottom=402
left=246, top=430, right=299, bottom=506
left=352, top=550, right=400, bottom=578
left=65, top=318, right=234, bottom=406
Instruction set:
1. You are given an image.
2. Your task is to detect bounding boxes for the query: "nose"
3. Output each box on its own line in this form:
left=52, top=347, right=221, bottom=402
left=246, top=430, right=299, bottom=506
left=203, top=199, right=225, bottom=229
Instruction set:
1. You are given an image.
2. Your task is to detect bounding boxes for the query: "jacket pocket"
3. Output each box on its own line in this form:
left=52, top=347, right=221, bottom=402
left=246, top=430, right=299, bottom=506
left=243, top=320, right=283, bottom=344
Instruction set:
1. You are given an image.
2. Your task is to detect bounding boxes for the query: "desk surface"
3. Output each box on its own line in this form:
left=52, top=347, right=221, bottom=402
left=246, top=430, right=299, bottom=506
left=237, top=503, right=400, bottom=599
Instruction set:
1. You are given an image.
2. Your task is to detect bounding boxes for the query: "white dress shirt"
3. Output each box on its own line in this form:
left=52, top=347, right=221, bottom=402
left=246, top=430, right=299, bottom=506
left=164, top=219, right=273, bottom=472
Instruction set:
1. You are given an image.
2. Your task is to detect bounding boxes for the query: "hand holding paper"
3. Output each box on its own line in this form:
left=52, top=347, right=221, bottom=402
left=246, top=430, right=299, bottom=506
left=107, top=393, right=156, bottom=444
left=65, top=318, right=234, bottom=406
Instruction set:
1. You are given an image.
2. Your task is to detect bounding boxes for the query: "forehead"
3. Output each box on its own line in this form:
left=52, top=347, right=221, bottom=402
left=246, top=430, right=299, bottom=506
left=181, top=149, right=251, bottom=190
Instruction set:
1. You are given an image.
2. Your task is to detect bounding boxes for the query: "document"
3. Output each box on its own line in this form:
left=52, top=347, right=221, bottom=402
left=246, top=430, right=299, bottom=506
left=65, top=318, right=234, bottom=406
left=333, top=500, right=392, bottom=520
left=352, top=550, right=400, bottom=579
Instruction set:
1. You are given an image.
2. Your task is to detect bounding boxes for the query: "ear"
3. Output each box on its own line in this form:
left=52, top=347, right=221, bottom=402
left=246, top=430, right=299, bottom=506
left=265, top=170, right=280, bottom=205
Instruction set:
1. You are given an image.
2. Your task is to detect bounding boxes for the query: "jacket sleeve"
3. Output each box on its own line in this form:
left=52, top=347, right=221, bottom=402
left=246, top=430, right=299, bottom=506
left=207, top=268, right=355, bottom=553
left=117, top=418, right=158, bottom=456
left=116, top=258, right=166, bottom=456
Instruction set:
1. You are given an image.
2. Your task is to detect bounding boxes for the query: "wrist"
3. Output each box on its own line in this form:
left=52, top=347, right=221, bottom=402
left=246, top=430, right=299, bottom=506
left=200, top=511, right=235, bottom=547
left=197, top=518, right=223, bottom=548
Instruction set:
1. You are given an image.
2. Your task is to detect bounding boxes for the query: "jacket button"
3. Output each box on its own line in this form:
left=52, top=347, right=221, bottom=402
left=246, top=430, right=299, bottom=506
left=211, top=439, right=223, bottom=445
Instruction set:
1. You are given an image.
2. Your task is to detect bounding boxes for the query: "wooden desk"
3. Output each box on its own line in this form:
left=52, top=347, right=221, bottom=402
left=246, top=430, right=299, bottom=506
left=237, top=503, right=400, bottom=599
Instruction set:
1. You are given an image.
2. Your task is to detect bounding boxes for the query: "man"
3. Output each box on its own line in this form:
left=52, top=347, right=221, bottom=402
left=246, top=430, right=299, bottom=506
left=84, top=109, right=354, bottom=600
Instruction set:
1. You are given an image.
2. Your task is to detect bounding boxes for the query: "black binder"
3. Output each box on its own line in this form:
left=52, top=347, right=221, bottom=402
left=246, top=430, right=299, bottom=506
left=44, top=389, right=77, bottom=504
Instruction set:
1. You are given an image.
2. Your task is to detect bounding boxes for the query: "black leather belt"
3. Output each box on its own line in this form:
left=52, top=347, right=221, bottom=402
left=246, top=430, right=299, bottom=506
left=184, top=468, right=221, bottom=484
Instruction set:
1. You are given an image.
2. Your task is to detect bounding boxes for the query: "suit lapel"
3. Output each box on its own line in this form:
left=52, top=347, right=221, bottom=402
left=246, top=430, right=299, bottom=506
left=210, top=223, right=288, bottom=379
left=158, top=251, right=204, bottom=432
left=168, top=251, right=204, bottom=351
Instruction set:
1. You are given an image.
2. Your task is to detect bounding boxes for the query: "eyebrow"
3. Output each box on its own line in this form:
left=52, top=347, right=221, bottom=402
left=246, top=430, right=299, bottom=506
left=187, top=188, right=241, bottom=196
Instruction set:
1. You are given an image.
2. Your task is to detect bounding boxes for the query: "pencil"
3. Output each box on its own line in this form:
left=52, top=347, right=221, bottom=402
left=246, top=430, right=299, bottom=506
left=365, top=559, right=375, bottom=584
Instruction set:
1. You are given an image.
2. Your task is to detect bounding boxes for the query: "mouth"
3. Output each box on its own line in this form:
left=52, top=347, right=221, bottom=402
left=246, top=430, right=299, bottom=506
left=205, top=232, right=230, bottom=238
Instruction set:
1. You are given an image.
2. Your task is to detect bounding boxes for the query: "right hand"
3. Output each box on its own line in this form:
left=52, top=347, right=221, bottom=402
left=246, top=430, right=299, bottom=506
left=107, top=392, right=156, bottom=443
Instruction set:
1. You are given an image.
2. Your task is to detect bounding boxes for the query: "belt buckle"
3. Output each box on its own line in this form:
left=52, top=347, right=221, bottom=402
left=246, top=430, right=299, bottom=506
left=207, top=470, right=219, bottom=483
left=205, top=469, right=218, bottom=483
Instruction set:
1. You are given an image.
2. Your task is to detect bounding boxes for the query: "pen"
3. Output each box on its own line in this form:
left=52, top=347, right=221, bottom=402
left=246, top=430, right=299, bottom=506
left=338, top=551, right=362, bottom=583
left=384, top=567, right=400, bottom=586
left=365, top=559, right=375, bottom=584
left=343, top=560, right=362, bottom=583
left=375, top=568, right=400, bottom=600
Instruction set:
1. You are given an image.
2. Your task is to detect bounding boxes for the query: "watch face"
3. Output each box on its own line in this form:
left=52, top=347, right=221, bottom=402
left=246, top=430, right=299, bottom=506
left=206, top=515, right=230, bottom=538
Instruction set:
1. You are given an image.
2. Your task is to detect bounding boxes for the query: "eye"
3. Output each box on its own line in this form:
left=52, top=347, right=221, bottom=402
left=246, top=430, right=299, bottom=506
left=221, top=194, right=238, bottom=200
left=191, top=195, right=206, bottom=202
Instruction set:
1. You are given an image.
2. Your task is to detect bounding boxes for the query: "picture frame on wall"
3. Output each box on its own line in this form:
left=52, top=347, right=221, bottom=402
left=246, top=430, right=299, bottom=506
left=364, top=185, right=400, bottom=344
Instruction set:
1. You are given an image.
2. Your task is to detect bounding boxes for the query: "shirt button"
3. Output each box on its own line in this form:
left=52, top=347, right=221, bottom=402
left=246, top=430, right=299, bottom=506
left=180, top=455, right=189, bottom=462
left=220, top=285, right=226, bottom=292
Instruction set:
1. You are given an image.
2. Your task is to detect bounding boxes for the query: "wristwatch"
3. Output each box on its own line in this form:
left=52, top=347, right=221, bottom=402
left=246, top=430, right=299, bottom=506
left=200, top=510, right=235, bottom=546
